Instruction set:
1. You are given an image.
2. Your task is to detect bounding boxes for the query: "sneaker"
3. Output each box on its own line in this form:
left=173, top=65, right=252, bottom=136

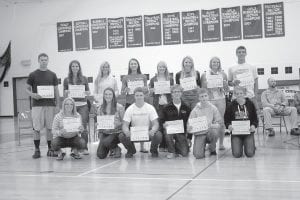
left=47, top=150, right=58, bottom=157
left=266, top=129, right=275, bottom=137
left=166, top=153, right=175, bottom=159
left=113, top=146, right=121, bottom=158
left=32, top=150, right=41, bottom=159
left=210, top=151, right=217, bottom=156
left=125, top=152, right=133, bottom=158
left=56, top=152, right=66, bottom=161
left=291, top=128, right=300, bottom=136
left=219, top=145, right=225, bottom=151
left=70, top=153, right=82, bottom=159
left=140, top=149, right=149, bottom=153
left=82, top=149, right=89, bottom=155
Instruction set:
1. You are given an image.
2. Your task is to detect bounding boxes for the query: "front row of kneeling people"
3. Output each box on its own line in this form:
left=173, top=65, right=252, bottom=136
left=52, top=85, right=257, bottom=160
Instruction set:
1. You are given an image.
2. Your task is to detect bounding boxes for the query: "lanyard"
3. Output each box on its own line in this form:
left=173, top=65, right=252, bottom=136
left=237, top=104, right=248, bottom=119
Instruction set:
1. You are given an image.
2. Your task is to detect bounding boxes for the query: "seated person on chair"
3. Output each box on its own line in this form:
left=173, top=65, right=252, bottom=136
left=187, top=88, right=222, bottom=159
left=294, top=91, right=300, bottom=114
left=161, top=84, right=191, bottom=159
left=261, top=77, right=300, bottom=136
left=224, top=86, right=258, bottom=158
left=52, top=97, right=86, bottom=160
left=96, top=88, right=132, bottom=159
left=122, top=87, right=162, bottom=158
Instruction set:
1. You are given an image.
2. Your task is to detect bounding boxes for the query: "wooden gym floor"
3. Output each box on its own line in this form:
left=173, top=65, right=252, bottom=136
left=0, top=117, right=299, bottom=200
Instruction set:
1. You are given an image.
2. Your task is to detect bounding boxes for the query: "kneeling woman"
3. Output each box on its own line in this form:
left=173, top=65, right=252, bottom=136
left=224, top=86, right=258, bottom=158
left=52, top=97, right=86, bottom=160
left=96, top=88, right=132, bottom=159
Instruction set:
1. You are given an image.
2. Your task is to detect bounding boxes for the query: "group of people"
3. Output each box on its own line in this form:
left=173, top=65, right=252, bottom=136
left=25, top=46, right=300, bottom=161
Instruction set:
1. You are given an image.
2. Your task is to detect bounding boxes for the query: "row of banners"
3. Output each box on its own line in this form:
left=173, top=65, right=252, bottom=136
left=57, top=2, right=285, bottom=52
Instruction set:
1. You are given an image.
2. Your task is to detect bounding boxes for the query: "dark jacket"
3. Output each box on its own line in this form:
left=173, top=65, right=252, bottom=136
left=224, top=98, right=258, bottom=129
left=161, top=101, right=192, bottom=139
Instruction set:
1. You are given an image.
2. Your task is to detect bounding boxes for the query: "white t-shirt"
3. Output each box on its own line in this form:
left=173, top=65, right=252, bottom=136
left=228, top=63, right=257, bottom=98
left=123, top=103, right=158, bottom=127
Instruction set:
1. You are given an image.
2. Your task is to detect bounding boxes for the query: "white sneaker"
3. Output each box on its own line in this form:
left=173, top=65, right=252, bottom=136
left=82, top=149, right=89, bottom=155
left=167, top=153, right=175, bottom=159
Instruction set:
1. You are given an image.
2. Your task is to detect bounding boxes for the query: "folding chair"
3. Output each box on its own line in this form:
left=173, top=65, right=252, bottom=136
left=17, top=111, right=33, bottom=145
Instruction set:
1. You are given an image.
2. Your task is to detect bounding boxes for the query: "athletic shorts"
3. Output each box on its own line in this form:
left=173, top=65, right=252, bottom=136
left=31, top=106, right=55, bottom=131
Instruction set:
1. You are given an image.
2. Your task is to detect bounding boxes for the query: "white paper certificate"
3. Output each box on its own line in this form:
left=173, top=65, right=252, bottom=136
left=154, top=81, right=171, bottom=94
left=232, top=120, right=250, bottom=135
left=97, top=115, right=115, bottom=130
left=207, top=75, right=223, bottom=88
left=130, top=126, right=149, bottom=142
left=37, top=85, right=54, bottom=98
left=180, top=77, right=197, bottom=91
left=63, top=117, right=81, bottom=133
left=128, top=80, right=144, bottom=94
left=188, top=116, right=208, bottom=134
left=69, top=85, right=85, bottom=98
left=165, top=120, right=184, bottom=134
left=236, top=72, right=254, bottom=86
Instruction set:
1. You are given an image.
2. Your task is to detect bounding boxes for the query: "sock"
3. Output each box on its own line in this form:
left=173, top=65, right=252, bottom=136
left=47, top=140, right=52, bottom=150
left=34, top=140, right=40, bottom=150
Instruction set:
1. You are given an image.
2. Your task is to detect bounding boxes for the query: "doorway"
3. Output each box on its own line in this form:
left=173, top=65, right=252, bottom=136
left=13, top=77, right=31, bottom=117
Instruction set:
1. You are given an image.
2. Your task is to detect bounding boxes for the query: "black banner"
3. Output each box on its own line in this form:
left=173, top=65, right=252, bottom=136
left=108, top=17, right=125, bottom=49
left=74, top=20, right=90, bottom=51
left=125, top=16, right=143, bottom=48
left=57, top=21, right=73, bottom=52
left=144, top=14, right=162, bottom=46
left=242, top=4, right=262, bottom=39
left=162, top=12, right=181, bottom=45
left=182, top=10, right=201, bottom=44
left=264, top=2, right=285, bottom=37
left=221, top=6, right=241, bottom=41
left=201, top=9, right=221, bottom=42
left=91, top=18, right=107, bottom=49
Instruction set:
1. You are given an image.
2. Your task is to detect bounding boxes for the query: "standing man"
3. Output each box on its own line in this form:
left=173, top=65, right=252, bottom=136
left=161, top=85, right=191, bottom=159
left=122, top=87, right=162, bottom=158
left=26, top=53, right=60, bottom=159
left=261, top=77, right=300, bottom=136
left=228, top=46, right=259, bottom=112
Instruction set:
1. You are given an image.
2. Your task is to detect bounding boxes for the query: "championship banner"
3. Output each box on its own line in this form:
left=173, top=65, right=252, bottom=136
left=201, top=8, right=221, bottom=42
left=182, top=10, right=201, bottom=44
left=242, top=4, right=263, bottom=39
left=57, top=21, right=73, bottom=52
left=144, top=14, right=162, bottom=46
left=221, top=6, right=242, bottom=41
left=74, top=20, right=90, bottom=51
left=162, top=12, right=181, bottom=45
left=264, top=2, right=285, bottom=37
left=91, top=18, right=107, bottom=49
left=108, top=17, right=125, bottom=49
left=0, top=42, right=11, bottom=83
left=125, top=16, right=143, bottom=48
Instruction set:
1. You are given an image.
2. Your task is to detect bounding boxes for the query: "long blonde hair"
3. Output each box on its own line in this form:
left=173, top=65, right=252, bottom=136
left=156, top=61, right=170, bottom=80
left=180, top=56, right=196, bottom=78
left=94, top=61, right=111, bottom=89
left=61, top=97, right=78, bottom=116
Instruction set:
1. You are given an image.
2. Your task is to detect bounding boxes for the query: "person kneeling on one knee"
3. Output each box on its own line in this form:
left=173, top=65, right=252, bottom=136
left=224, top=86, right=258, bottom=158
left=52, top=97, right=86, bottom=160
left=187, top=88, right=222, bottom=159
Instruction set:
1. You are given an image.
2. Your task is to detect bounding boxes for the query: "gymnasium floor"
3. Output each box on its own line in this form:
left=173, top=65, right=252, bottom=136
left=0, top=117, right=300, bottom=200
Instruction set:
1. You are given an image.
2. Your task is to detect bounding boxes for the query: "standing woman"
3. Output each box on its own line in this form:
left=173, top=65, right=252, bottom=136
left=96, top=88, right=133, bottom=159
left=63, top=60, right=90, bottom=155
left=121, top=58, right=148, bottom=152
left=224, top=86, right=258, bottom=158
left=94, top=61, right=119, bottom=105
left=149, top=61, right=174, bottom=152
left=201, top=57, right=228, bottom=150
left=175, top=56, right=201, bottom=109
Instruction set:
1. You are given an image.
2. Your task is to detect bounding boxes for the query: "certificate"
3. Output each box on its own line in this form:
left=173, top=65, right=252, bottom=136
left=180, top=77, right=197, bottom=91
left=69, top=85, right=85, bottom=98
left=207, top=75, right=223, bottom=88
left=154, top=81, right=171, bottom=94
left=236, top=72, right=254, bottom=86
left=165, top=120, right=184, bottom=134
left=63, top=117, right=81, bottom=133
left=188, top=116, right=208, bottom=134
left=128, top=80, right=144, bottom=94
left=37, top=85, right=54, bottom=98
left=232, top=120, right=250, bottom=135
left=130, top=126, right=149, bottom=142
left=97, top=115, right=115, bottom=130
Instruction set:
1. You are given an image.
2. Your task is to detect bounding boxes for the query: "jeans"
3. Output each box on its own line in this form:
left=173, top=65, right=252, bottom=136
left=52, top=136, right=85, bottom=151
left=77, top=104, right=89, bottom=149
left=193, top=128, right=218, bottom=159
left=231, top=132, right=255, bottom=158
left=165, top=133, right=189, bottom=156
left=97, top=133, right=120, bottom=159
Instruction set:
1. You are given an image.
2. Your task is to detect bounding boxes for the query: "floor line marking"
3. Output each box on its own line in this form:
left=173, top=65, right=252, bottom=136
left=77, top=160, right=121, bottom=177
left=166, top=149, right=230, bottom=200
